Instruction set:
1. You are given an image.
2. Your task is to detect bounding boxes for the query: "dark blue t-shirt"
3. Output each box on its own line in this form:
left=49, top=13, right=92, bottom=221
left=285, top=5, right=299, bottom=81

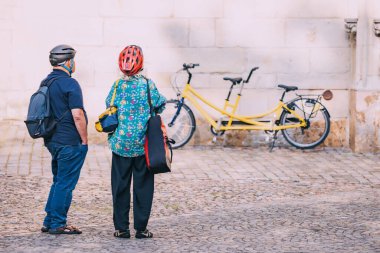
left=44, top=69, right=87, bottom=145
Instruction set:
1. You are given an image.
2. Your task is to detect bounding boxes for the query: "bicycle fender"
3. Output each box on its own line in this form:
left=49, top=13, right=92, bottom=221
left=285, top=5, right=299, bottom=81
left=321, top=107, right=330, bottom=118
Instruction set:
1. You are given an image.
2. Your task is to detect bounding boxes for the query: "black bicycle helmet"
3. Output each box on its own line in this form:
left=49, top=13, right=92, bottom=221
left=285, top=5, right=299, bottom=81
left=49, top=44, right=76, bottom=66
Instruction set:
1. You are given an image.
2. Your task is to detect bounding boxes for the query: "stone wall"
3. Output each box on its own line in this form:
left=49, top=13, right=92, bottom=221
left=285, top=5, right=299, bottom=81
left=0, top=0, right=378, bottom=151
left=348, top=0, right=380, bottom=152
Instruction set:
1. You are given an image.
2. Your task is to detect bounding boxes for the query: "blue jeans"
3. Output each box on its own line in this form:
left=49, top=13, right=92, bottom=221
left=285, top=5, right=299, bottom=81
left=43, top=143, right=87, bottom=229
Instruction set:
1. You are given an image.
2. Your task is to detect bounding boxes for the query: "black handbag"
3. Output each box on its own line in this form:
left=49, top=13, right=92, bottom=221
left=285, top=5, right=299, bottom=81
left=144, top=81, right=174, bottom=174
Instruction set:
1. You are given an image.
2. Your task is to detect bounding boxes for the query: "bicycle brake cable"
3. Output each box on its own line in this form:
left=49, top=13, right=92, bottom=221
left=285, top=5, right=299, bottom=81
left=170, top=69, right=182, bottom=97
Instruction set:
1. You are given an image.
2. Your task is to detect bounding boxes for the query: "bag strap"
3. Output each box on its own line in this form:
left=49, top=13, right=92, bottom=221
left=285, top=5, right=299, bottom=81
left=167, top=138, right=175, bottom=163
left=41, top=76, right=69, bottom=122
left=168, top=138, right=173, bottom=163
left=145, top=76, right=175, bottom=163
left=145, top=77, right=154, bottom=116
left=56, top=108, right=69, bottom=122
left=40, top=76, right=60, bottom=88
left=110, top=79, right=122, bottom=106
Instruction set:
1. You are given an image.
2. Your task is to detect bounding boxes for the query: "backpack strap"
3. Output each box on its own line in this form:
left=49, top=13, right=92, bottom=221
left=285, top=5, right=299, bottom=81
left=46, top=77, right=59, bottom=88
left=41, top=76, right=69, bottom=122
left=40, top=76, right=60, bottom=88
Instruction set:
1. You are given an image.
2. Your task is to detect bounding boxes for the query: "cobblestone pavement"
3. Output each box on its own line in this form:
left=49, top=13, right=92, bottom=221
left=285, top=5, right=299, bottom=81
left=0, top=121, right=379, bottom=252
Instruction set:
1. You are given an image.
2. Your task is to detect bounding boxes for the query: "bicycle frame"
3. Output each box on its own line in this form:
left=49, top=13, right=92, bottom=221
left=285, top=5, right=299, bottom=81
left=180, top=84, right=307, bottom=131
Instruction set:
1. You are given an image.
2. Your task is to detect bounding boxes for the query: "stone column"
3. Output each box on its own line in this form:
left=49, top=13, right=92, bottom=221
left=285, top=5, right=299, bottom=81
left=350, top=0, right=380, bottom=152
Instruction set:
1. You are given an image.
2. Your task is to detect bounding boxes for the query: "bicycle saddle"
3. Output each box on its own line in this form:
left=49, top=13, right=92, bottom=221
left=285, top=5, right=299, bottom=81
left=278, top=84, right=298, bottom=92
left=223, top=77, right=243, bottom=84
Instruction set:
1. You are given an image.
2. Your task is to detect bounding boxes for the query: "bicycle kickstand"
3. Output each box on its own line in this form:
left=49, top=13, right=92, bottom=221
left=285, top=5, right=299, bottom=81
left=269, top=130, right=279, bottom=152
left=212, top=132, right=223, bottom=145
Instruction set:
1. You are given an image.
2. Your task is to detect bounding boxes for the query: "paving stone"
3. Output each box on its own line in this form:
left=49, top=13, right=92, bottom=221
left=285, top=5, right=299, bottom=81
left=0, top=123, right=379, bottom=252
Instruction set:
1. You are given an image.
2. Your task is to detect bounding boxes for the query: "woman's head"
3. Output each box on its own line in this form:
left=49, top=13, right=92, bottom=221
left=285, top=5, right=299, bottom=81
left=118, top=45, right=143, bottom=76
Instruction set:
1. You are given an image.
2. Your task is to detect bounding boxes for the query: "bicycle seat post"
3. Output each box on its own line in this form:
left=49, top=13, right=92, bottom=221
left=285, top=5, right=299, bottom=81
left=226, top=83, right=235, bottom=101
left=238, top=81, right=245, bottom=96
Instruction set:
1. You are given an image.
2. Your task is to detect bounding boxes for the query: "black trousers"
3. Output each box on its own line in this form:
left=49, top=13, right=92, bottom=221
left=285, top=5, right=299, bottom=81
left=111, top=153, right=154, bottom=231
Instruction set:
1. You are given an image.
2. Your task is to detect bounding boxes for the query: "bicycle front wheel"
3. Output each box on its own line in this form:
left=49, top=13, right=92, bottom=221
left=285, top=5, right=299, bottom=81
left=280, top=98, right=330, bottom=149
left=160, top=100, right=196, bottom=149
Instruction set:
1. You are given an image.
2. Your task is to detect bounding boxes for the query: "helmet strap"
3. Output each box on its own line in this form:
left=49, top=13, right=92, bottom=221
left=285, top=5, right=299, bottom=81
left=61, top=60, right=73, bottom=76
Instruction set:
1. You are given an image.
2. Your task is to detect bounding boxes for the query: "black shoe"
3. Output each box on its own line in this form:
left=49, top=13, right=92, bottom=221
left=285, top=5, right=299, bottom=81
left=135, top=229, right=153, bottom=239
left=114, top=230, right=131, bottom=238
left=41, top=226, right=49, bottom=233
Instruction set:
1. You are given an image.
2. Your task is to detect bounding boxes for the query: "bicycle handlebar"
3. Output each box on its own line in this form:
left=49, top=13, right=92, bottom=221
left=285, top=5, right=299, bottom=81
left=244, top=67, right=259, bottom=83
left=182, top=63, right=199, bottom=84
left=180, top=64, right=258, bottom=85
left=183, top=63, right=200, bottom=70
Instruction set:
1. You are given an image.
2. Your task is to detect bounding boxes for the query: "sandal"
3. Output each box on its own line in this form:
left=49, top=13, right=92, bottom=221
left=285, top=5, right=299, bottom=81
left=135, top=229, right=153, bottom=239
left=48, top=225, right=82, bottom=235
left=41, top=226, right=49, bottom=233
left=114, top=230, right=131, bottom=238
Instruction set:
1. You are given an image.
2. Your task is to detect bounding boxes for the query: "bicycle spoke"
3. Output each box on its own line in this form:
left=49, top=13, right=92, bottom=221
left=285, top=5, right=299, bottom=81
left=280, top=98, right=330, bottom=149
left=160, top=100, right=196, bottom=148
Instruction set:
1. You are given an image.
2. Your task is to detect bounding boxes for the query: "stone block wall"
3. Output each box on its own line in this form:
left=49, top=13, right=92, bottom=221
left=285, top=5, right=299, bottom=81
left=0, top=0, right=378, bottom=151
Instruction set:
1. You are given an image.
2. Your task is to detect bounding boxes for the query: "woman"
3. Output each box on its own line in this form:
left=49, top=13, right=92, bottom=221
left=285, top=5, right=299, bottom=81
left=105, top=45, right=166, bottom=239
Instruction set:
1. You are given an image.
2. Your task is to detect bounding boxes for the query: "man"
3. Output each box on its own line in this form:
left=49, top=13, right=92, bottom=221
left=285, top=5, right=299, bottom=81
left=41, top=44, right=88, bottom=234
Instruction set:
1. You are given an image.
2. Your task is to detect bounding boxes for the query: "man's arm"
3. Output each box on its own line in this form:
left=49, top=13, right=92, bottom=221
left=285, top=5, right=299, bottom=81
left=72, top=108, right=88, bottom=145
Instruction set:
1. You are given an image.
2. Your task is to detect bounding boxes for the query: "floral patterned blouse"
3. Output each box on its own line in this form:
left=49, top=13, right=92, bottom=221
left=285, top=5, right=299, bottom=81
left=106, top=75, right=166, bottom=157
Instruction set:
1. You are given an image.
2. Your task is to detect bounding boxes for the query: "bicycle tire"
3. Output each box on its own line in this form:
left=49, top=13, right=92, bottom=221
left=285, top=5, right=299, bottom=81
left=161, top=100, right=196, bottom=149
left=279, top=98, right=330, bottom=149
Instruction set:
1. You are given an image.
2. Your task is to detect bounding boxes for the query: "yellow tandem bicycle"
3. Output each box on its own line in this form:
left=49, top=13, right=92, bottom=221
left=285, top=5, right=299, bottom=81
left=161, top=63, right=332, bottom=150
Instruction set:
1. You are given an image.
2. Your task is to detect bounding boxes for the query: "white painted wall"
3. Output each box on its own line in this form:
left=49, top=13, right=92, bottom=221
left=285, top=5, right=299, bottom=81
left=0, top=0, right=378, bottom=149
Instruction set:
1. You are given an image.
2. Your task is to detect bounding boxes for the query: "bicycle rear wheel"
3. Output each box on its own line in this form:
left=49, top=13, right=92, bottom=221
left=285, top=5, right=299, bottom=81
left=160, top=100, right=196, bottom=149
left=280, top=98, right=330, bottom=149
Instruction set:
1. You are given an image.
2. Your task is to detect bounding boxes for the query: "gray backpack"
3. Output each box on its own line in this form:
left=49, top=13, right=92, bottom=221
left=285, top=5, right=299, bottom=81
left=24, top=77, right=61, bottom=139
